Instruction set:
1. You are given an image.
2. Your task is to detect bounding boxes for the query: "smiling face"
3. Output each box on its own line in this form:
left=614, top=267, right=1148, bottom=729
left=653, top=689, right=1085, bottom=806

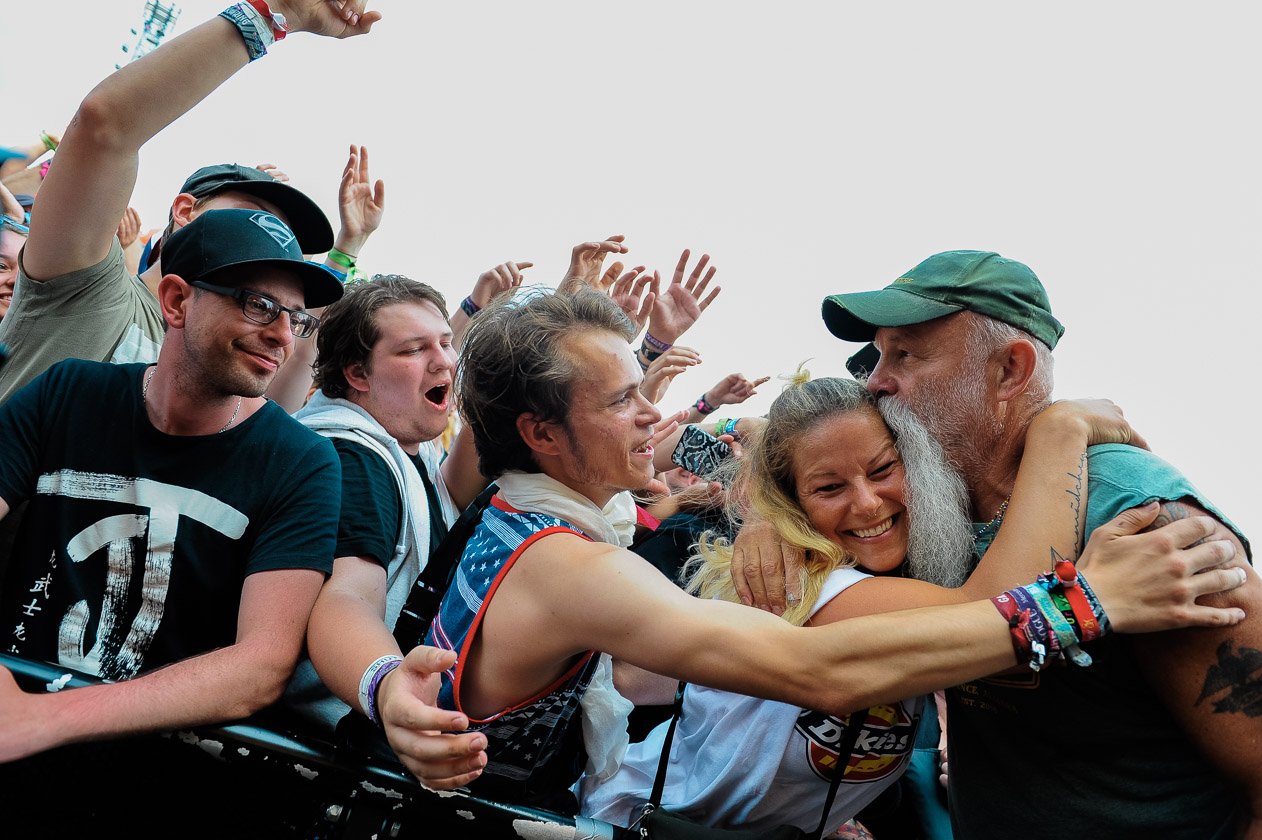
left=549, top=329, right=662, bottom=506
left=0, top=228, right=23, bottom=319
left=347, top=300, right=456, bottom=454
left=790, top=406, right=910, bottom=574
left=180, top=265, right=302, bottom=398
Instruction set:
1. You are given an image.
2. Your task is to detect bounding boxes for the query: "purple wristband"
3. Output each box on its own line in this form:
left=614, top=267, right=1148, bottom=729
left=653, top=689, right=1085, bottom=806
left=367, top=658, right=403, bottom=727
left=642, top=332, right=672, bottom=353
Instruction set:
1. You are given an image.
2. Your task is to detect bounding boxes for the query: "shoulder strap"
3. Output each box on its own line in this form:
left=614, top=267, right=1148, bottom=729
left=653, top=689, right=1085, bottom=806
left=391, top=482, right=498, bottom=651
left=809, top=706, right=870, bottom=840
left=649, top=681, right=688, bottom=808
left=649, top=682, right=869, bottom=840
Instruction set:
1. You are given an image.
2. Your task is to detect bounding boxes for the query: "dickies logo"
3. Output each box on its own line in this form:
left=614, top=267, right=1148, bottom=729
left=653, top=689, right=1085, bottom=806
left=795, top=703, right=915, bottom=783
left=250, top=212, right=296, bottom=249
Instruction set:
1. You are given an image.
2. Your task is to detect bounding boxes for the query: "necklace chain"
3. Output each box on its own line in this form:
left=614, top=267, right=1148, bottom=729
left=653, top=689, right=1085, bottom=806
left=143, top=366, right=242, bottom=434
left=974, top=495, right=1011, bottom=543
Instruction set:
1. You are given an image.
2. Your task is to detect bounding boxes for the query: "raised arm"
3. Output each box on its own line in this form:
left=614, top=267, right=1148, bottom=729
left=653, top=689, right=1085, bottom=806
left=268, top=143, right=387, bottom=412
left=23, top=1, right=378, bottom=281
left=0, top=567, right=323, bottom=762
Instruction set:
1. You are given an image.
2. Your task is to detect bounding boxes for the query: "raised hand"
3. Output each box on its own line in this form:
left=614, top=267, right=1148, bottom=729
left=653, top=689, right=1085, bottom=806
left=639, top=346, right=701, bottom=404
left=558, top=234, right=628, bottom=294
left=253, top=163, right=290, bottom=182
left=705, top=373, right=771, bottom=409
left=648, top=249, right=721, bottom=345
left=116, top=207, right=141, bottom=249
left=471, top=260, right=533, bottom=309
left=0, top=179, right=23, bottom=222
left=269, top=0, right=381, bottom=37
left=609, top=266, right=655, bottom=334
left=335, top=144, right=385, bottom=255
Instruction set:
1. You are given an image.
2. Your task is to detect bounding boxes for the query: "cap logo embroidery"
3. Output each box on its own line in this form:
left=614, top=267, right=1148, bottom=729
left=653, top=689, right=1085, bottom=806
left=250, top=212, right=295, bottom=249
left=893, top=276, right=914, bottom=284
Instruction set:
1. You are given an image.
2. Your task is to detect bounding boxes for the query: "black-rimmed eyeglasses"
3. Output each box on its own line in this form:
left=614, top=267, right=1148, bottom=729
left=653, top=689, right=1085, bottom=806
left=191, top=280, right=320, bottom=338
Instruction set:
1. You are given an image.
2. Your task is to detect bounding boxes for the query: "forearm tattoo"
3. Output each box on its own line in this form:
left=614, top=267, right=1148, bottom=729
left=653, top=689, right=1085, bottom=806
left=1064, top=450, right=1086, bottom=553
left=1196, top=641, right=1262, bottom=717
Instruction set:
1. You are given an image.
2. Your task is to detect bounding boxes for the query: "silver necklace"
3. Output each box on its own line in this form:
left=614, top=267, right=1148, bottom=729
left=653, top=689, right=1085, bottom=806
left=974, top=495, right=1011, bottom=543
left=143, top=366, right=242, bottom=434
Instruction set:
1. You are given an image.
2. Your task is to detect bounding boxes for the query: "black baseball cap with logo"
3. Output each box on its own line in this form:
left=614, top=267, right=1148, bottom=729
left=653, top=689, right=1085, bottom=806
left=161, top=208, right=344, bottom=308
left=179, top=163, right=334, bottom=253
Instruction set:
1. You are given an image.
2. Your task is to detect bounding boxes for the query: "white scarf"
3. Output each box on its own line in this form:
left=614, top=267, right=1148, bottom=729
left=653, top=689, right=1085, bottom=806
left=495, top=471, right=638, bottom=549
left=494, top=470, right=637, bottom=782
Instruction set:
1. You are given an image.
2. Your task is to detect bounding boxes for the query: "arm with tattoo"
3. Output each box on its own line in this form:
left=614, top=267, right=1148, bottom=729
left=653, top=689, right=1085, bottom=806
left=1132, top=499, right=1261, bottom=835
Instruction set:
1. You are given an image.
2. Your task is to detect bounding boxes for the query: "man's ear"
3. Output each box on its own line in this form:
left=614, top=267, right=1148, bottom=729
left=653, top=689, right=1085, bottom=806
left=516, top=413, right=564, bottom=458
left=170, top=193, right=199, bottom=227
left=343, top=363, right=371, bottom=394
left=993, top=338, right=1038, bottom=403
left=157, top=274, right=194, bottom=330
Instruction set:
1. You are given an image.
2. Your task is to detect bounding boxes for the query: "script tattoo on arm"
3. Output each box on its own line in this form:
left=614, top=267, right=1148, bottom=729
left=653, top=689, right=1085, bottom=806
left=1064, top=450, right=1086, bottom=553
left=1195, top=640, right=1262, bottom=718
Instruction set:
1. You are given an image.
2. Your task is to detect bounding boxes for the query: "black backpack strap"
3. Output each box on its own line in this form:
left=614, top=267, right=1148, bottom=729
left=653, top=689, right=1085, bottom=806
left=391, top=482, right=498, bottom=651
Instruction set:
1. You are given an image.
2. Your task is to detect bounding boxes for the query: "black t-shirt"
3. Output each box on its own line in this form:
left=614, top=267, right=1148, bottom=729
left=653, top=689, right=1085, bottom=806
left=332, top=438, right=402, bottom=566
left=0, top=360, right=340, bottom=680
left=333, top=439, right=447, bottom=566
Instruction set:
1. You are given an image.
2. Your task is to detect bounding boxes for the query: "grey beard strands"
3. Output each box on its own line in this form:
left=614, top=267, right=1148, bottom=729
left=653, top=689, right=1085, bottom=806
left=877, top=397, right=975, bottom=588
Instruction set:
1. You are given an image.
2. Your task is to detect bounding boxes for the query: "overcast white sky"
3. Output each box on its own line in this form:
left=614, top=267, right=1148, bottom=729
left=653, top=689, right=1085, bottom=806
left=4, top=1, right=1258, bottom=542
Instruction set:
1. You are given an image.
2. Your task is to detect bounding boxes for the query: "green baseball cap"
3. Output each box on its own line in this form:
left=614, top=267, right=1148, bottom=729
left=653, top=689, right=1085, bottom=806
left=821, top=250, right=1065, bottom=350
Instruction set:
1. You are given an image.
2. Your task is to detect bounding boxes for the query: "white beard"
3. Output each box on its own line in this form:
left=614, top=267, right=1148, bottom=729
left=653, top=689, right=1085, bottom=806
left=878, top=396, right=975, bottom=588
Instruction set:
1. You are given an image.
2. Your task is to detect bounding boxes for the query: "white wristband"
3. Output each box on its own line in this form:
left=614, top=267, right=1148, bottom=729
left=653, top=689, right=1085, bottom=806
left=358, top=654, right=404, bottom=718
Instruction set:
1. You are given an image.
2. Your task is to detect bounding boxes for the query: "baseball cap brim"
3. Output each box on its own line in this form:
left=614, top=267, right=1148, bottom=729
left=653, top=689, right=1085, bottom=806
left=204, top=179, right=334, bottom=254
left=822, top=289, right=963, bottom=342
left=206, top=257, right=345, bottom=309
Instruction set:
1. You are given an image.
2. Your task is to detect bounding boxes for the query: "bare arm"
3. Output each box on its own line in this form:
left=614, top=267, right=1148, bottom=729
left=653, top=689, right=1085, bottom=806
left=306, top=556, right=487, bottom=787
left=483, top=524, right=1244, bottom=719
left=0, top=568, right=322, bottom=762
left=439, top=424, right=486, bottom=512
left=450, top=260, right=532, bottom=350
left=824, top=399, right=1131, bottom=618
left=1131, top=500, right=1262, bottom=836
left=24, top=2, right=377, bottom=281
left=267, top=144, right=387, bottom=412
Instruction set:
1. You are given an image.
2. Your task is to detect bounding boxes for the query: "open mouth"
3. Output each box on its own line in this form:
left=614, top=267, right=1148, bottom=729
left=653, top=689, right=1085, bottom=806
left=425, top=383, right=450, bottom=407
left=847, top=514, right=897, bottom=539
left=632, top=441, right=654, bottom=458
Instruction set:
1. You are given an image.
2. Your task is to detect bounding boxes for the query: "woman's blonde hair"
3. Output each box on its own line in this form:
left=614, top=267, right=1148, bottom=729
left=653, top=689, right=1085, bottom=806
left=685, top=368, right=879, bottom=626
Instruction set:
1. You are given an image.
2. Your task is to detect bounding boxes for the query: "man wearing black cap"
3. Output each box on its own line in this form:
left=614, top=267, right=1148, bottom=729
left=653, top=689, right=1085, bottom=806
left=0, top=0, right=379, bottom=405
left=817, top=250, right=1259, bottom=838
left=0, top=208, right=342, bottom=830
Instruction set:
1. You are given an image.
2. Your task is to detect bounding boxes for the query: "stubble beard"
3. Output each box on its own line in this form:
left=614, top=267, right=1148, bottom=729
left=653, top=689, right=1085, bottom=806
left=877, top=396, right=976, bottom=588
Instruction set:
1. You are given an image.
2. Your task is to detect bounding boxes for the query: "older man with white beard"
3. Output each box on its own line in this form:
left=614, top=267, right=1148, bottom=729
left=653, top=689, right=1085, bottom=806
left=814, top=249, right=1259, bottom=839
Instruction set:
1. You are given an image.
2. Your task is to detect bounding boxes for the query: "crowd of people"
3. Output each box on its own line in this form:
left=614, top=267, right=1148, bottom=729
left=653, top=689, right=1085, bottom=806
left=0, top=3, right=1257, bottom=839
